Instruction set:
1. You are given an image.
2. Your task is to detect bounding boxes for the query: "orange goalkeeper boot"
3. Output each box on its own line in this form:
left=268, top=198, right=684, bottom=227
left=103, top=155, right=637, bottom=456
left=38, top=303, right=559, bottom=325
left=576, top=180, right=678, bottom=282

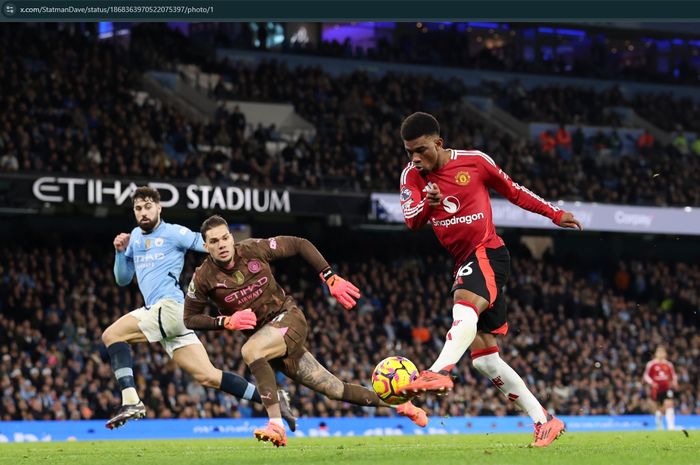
left=253, top=421, right=287, bottom=447
left=396, top=401, right=429, bottom=427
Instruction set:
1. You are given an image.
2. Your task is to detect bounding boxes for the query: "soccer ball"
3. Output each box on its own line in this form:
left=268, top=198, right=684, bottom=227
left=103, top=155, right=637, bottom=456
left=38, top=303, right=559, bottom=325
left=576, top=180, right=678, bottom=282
left=371, top=356, right=419, bottom=405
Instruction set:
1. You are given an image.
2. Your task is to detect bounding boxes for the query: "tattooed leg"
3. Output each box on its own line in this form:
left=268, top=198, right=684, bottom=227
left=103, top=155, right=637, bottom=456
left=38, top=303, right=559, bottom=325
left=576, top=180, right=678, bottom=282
left=290, top=350, right=391, bottom=407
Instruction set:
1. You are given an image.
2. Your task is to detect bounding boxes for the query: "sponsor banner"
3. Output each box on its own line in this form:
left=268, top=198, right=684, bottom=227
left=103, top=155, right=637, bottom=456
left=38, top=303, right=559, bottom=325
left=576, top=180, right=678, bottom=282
left=0, top=415, right=698, bottom=442
left=0, top=174, right=367, bottom=219
left=372, top=192, right=700, bottom=236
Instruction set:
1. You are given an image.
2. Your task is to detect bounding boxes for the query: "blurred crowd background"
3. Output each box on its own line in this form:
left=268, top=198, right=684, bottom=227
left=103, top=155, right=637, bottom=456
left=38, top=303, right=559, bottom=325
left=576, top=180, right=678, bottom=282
left=1, top=237, right=697, bottom=421
left=1, top=22, right=698, bottom=423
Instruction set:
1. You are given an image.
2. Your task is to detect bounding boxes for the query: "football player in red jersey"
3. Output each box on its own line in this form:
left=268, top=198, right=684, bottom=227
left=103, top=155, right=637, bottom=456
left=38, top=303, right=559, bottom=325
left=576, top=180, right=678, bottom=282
left=643, top=346, right=678, bottom=430
left=397, top=112, right=582, bottom=447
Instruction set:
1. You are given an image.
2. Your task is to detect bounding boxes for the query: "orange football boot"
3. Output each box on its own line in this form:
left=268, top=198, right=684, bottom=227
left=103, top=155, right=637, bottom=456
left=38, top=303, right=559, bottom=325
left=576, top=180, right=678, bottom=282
left=530, top=415, right=565, bottom=447
left=399, top=370, right=454, bottom=396
left=253, top=421, right=287, bottom=447
left=396, top=401, right=429, bottom=427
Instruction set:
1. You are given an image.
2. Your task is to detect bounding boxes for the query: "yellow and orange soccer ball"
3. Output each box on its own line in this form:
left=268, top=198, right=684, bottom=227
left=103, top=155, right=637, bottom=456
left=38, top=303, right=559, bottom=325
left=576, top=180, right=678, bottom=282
left=371, top=356, right=419, bottom=405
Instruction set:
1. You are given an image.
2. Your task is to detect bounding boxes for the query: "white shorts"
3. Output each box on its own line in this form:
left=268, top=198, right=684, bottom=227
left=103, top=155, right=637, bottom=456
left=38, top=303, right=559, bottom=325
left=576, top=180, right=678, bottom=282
left=129, top=299, right=201, bottom=358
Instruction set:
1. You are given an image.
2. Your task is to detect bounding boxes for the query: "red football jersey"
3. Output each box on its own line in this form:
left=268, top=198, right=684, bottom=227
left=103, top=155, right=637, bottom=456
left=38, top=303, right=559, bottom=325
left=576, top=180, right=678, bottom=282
left=400, top=149, right=563, bottom=269
left=643, top=359, right=677, bottom=391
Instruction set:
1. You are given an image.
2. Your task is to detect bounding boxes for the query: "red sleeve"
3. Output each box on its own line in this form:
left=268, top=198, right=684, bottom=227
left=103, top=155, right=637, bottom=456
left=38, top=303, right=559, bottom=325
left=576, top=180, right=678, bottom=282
left=475, top=151, right=564, bottom=225
left=400, top=163, right=433, bottom=230
left=643, top=361, right=654, bottom=385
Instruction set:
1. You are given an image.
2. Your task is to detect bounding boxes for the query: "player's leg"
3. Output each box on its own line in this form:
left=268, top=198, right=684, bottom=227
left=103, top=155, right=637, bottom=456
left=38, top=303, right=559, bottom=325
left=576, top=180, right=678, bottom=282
left=283, top=349, right=427, bottom=427
left=663, top=395, right=675, bottom=430
left=171, top=342, right=297, bottom=431
left=650, top=388, right=664, bottom=429
left=470, top=331, right=564, bottom=447
left=241, top=323, right=288, bottom=445
left=401, top=247, right=505, bottom=395
left=101, top=312, right=149, bottom=429
left=173, top=343, right=259, bottom=397
left=471, top=332, right=548, bottom=424
left=433, top=288, right=487, bottom=374
left=399, top=293, right=486, bottom=395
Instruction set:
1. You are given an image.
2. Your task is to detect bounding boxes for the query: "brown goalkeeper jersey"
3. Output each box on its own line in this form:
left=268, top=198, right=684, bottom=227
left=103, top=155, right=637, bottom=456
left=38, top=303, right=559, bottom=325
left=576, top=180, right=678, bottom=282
left=183, top=236, right=329, bottom=332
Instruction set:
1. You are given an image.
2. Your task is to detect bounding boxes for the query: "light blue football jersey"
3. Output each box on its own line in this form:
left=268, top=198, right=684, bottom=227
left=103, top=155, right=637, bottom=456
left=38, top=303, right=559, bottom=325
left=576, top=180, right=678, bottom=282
left=114, top=221, right=206, bottom=306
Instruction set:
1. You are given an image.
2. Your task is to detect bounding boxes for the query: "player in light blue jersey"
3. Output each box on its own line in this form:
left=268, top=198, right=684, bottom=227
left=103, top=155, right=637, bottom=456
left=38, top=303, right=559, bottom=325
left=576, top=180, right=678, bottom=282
left=102, top=186, right=295, bottom=430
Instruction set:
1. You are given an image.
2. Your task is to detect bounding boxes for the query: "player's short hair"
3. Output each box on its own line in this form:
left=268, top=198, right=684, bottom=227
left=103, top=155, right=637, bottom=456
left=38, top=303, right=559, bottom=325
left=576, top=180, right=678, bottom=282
left=132, top=186, right=160, bottom=204
left=201, top=215, right=228, bottom=241
left=400, top=112, right=440, bottom=141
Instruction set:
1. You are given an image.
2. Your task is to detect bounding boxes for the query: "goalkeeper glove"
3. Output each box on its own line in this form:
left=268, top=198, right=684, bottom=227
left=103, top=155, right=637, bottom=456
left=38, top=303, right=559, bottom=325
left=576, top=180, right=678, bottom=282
left=320, top=268, right=361, bottom=310
left=216, top=309, right=257, bottom=330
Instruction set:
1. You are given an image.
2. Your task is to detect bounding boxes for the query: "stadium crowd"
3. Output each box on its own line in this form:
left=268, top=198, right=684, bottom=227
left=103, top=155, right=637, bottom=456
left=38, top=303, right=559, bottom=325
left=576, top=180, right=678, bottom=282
left=0, top=240, right=698, bottom=422
left=241, top=23, right=700, bottom=86
left=0, top=23, right=698, bottom=423
left=1, top=24, right=700, bottom=207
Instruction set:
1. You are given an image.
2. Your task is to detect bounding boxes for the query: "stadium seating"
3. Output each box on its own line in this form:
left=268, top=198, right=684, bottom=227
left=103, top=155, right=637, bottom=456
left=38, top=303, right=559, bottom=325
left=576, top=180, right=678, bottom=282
left=0, top=242, right=697, bottom=421
left=1, top=24, right=699, bottom=206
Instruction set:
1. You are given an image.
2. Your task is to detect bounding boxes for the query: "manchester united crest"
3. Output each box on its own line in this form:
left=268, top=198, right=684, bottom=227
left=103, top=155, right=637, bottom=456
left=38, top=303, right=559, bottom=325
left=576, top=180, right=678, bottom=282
left=455, top=171, right=471, bottom=186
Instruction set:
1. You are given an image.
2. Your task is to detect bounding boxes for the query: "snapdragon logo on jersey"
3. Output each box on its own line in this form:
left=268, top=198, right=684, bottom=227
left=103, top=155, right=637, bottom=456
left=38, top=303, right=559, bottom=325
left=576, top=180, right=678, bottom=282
left=432, top=195, right=485, bottom=227
left=442, top=196, right=460, bottom=214
left=432, top=212, right=485, bottom=228
left=31, top=177, right=290, bottom=213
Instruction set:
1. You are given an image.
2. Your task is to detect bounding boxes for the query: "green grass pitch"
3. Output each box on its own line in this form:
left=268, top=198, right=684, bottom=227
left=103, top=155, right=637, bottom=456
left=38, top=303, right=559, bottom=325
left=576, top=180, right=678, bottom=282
left=3, top=432, right=697, bottom=465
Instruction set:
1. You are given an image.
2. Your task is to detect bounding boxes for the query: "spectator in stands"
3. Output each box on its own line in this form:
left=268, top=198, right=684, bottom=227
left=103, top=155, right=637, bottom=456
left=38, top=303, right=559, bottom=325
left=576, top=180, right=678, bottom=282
left=637, top=129, right=655, bottom=157
left=0, top=151, right=18, bottom=172
left=539, top=130, right=557, bottom=157
left=555, top=124, right=573, bottom=161
left=671, top=128, right=690, bottom=157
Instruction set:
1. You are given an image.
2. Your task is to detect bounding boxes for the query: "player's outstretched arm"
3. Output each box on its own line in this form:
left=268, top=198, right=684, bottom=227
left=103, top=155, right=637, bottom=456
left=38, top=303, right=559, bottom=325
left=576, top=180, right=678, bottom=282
left=555, top=211, right=583, bottom=230
left=113, top=233, right=135, bottom=286
left=263, top=236, right=331, bottom=270
left=478, top=151, right=582, bottom=230
left=259, top=236, right=361, bottom=310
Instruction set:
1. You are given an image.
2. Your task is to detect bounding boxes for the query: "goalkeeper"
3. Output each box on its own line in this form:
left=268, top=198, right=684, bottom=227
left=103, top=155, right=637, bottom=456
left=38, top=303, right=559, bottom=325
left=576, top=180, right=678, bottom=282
left=184, top=215, right=428, bottom=447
